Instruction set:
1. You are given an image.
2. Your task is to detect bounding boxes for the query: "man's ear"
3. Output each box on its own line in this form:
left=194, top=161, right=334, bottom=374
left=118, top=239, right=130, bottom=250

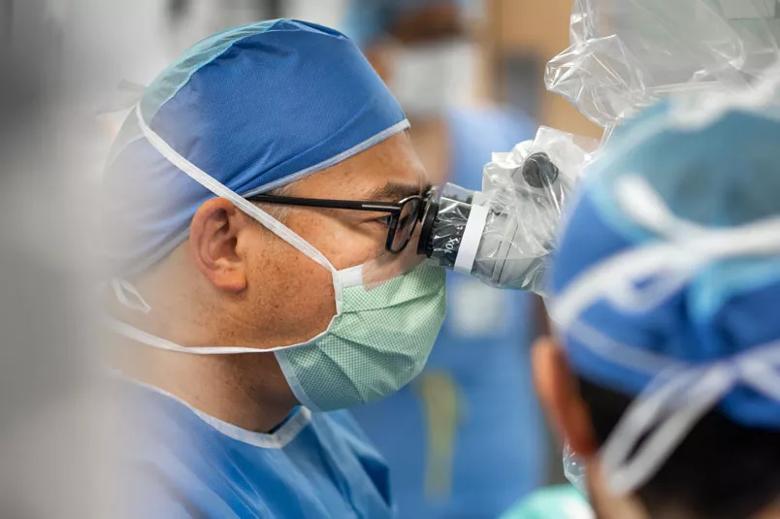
left=532, top=335, right=598, bottom=457
left=189, top=198, right=248, bottom=293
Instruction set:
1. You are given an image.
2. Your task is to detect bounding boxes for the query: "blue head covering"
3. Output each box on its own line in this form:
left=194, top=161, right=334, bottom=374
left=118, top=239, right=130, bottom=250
left=103, top=19, right=408, bottom=276
left=343, top=0, right=471, bottom=47
left=551, top=97, right=780, bottom=430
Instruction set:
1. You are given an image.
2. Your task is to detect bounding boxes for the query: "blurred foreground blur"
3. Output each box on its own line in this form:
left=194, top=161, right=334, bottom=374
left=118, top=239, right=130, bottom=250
left=0, top=2, right=108, bottom=517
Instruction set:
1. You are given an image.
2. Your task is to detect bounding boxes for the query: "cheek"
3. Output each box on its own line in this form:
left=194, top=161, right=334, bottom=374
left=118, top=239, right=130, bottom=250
left=284, top=257, right=337, bottom=323
left=331, top=235, right=385, bottom=270
left=298, top=217, right=385, bottom=270
left=246, top=233, right=338, bottom=342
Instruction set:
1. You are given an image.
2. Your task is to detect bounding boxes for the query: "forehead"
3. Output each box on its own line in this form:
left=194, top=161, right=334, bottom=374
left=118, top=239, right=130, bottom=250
left=290, top=132, right=428, bottom=200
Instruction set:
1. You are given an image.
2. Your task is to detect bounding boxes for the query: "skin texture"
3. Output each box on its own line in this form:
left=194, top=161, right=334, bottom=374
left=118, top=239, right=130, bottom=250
left=532, top=336, right=780, bottom=519
left=112, top=132, right=428, bottom=433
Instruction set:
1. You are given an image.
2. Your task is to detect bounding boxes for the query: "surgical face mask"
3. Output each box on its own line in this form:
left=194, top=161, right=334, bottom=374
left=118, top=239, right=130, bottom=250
left=390, top=39, right=478, bottom=117
left=274, top=261, right=445, bottom=411
left=109, top=105, right=447, bottom=412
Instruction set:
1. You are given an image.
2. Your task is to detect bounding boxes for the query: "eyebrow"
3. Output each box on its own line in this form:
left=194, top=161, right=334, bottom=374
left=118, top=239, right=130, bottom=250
left=367, top=182, right=430, bottom=202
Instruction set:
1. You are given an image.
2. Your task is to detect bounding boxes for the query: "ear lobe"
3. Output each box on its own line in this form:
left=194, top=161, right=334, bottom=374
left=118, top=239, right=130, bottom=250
left=189, top=198, right=248, bottom=293
left=532, top=336, right=598, bottom=457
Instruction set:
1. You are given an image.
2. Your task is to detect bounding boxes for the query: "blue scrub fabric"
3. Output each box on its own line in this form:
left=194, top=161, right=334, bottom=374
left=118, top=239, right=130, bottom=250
left=116, top=379, right=393, bottom=518
left=351, top=106, right=546, bottom=518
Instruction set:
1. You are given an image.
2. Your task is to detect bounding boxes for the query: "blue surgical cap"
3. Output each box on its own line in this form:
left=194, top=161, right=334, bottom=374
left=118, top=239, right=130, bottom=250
left=103, top=19, right=408, bottom=276
left=551, top=98, right=780, bottom=429
left=343, top=0, right=471, bottom=47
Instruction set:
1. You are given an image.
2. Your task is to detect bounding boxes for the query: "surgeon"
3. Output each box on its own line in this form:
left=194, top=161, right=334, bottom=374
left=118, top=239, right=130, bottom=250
left=343, top=2, right=546, bottom=516
left=102, top=20, right=447, bottom=517
left=531, top=95, right=780, bottom=518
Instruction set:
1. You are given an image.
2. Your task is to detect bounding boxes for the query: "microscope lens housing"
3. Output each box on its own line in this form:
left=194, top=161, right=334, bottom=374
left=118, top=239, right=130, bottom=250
left=418, top=152, right=564, bottom=292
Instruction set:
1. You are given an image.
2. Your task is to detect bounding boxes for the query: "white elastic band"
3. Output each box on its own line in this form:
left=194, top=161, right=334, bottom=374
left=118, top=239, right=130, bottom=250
left=552, top=176, right=780, bottom=328
left=134, top=104, right=335, bottom=275
left=106, top=314, right=328, bottom=355
left=551, top=242, right=698, bottom=327
left=553, top=221, right=780, bottom=328
left=601, top=366, right=733, bottom=495
left=615, top=176, right=705, bottom=239
left=597, top=340, right=780, bottom=495
left=567, top=319, right=679, bottom=377
left=111, top=278, right=152, bottom=314
left=454, top=204, right=488, bottom=274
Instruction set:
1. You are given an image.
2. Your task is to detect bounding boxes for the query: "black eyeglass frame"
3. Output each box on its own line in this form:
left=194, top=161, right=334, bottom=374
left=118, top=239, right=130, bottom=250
left=248, top=191, right=429, bottom=253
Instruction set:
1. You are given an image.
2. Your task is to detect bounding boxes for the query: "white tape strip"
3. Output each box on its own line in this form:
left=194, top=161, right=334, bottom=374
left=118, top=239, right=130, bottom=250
left=454, top=204, right=489, bottom=275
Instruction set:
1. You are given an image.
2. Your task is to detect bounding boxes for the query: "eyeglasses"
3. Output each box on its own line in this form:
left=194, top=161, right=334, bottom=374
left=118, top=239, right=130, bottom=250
left=248, top=191, right=428, bottom=253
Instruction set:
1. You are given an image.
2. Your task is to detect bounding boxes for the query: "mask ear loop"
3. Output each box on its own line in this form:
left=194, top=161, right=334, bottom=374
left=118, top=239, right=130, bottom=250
left=135, top=105, right=333, bottom=273
left=134, top=104, right=346, bottom=311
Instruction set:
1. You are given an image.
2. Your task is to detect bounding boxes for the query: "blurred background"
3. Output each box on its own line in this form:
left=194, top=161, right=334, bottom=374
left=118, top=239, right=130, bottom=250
left=53, top=0, right=601, bottom=138
left=0, top=1, right=601, bottom=517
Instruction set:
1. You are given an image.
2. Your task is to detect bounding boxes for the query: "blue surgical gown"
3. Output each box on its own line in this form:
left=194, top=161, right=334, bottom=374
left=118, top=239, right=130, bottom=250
left=116, top=379, right=393, bottom=518
left=351, top=106, right=546, bottom=518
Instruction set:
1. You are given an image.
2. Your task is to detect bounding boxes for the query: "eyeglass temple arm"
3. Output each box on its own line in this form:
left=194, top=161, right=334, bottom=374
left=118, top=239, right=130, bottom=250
left=249, top=194, right=405, bottom=213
